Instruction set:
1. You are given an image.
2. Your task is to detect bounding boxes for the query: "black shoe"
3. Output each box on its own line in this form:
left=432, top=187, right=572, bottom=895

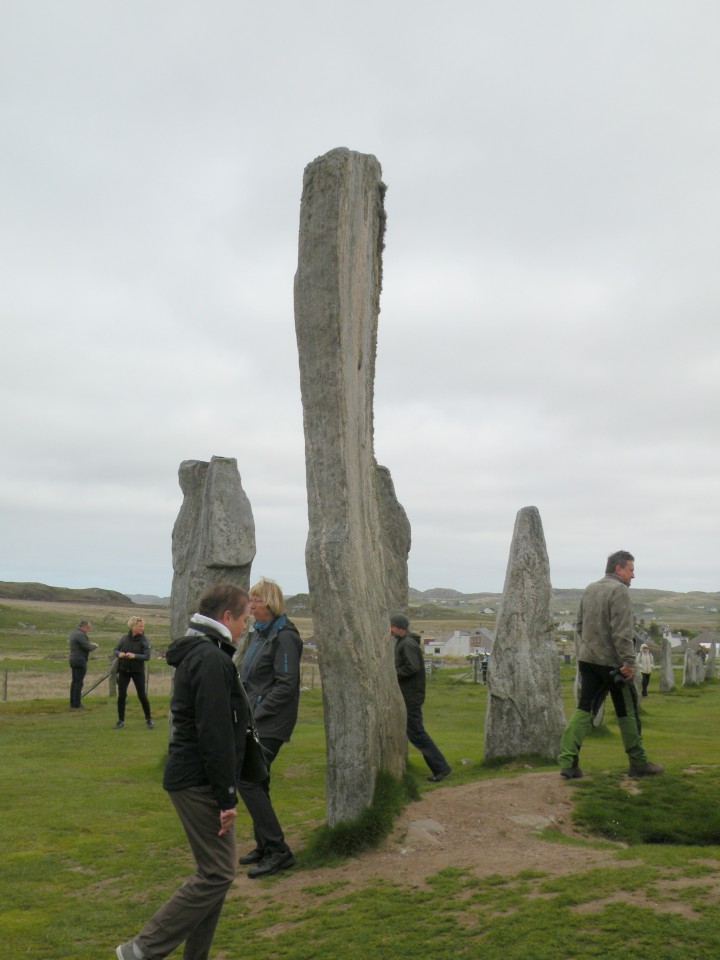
left=114, top=721, right=125, bottom=729
left=427, top=767, right=451, bottom=783
left=247, top=850, right=296, bottom=879
left=239, top=848, right=264, bottom=865
left=627, top=761, right=663, bottom=777
left=560, top=766, right=583, bottom=779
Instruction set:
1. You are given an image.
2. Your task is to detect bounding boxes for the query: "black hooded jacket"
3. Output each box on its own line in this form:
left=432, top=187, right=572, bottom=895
left=394, top=631, right=426, bottom=707
left=163, top=620, right=248, bottom=810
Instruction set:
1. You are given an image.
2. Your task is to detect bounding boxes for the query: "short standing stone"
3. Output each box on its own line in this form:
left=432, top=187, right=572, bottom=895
left=484, top=506, right=566, bottom=761
left=170, top=456, right=256, bottom=639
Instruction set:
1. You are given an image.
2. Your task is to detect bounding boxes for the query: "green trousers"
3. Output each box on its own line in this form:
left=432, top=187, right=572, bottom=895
left=558, top=661, right=648, bottom=769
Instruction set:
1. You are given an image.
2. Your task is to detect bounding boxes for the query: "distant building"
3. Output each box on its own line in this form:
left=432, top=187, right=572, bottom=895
left=424, top=628, right=494, bottom=658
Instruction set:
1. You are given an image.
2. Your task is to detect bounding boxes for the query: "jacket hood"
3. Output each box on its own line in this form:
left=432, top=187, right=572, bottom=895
left=166, top=617, right=237, bottom=667
left=166, top=633, right=210, bottom=667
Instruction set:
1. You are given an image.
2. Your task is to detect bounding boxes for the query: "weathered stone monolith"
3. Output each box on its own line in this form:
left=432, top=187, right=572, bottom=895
left=294, top=147, right=409, bottom=825
left=484, top=506, right=566, bottom=761
left=682, top=643, right=704, bottom=686
left=170, top=456, right=256, bottom=640
left=658, top=637, right=675, bottom=692
left=706, top=641, right=717, bottom=680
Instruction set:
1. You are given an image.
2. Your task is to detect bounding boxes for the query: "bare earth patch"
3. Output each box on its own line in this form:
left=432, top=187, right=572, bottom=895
left=231, top=771, right=720, bottom=918
left=233, top=772, right=616, bottom=905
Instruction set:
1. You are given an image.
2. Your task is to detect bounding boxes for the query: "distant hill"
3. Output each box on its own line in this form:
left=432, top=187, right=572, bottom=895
left=409, top=586, right=470, bottom=599
left=128, top=594, right=171, bottom=607
left=0, top=581, right=134, bottom=605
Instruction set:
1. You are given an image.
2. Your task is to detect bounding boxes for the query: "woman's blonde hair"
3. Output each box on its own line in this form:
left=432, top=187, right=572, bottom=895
left=249, top=577, right=285, bottom=617
left=127, top=615, right=144, bottom=631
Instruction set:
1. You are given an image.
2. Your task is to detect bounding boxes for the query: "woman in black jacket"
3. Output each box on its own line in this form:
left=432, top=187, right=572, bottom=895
left=113, top=616, right=154, bottom=729
left=238, top=578, right=303, bottom=879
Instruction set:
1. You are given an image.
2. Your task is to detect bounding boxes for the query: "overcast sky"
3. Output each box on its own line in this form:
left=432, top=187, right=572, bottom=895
left=2, top=1, right=718, bottom=599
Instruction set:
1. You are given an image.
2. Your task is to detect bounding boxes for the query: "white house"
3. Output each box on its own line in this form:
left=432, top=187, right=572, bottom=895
left=424, top=630, right=473, bottom=657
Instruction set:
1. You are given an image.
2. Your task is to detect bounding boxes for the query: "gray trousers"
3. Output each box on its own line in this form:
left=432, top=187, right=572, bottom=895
left=134, top=786, right=236, bottom=960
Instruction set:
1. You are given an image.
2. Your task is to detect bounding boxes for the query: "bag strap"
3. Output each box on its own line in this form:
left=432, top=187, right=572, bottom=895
left=236, top=673, right=261, bottom=736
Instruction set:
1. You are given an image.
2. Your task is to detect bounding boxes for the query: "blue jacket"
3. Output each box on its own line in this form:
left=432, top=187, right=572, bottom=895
left=240, top=616, right=303, bottom=741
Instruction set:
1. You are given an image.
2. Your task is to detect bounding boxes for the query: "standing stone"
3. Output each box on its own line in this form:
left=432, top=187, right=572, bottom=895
left=170, top=456, right=256, bottom=639
left=294, top=147, right=409, bottom=826
left=484, top=506, right=566, bottom=761
left=694, top=630, right=720, bottom=680
left=682, top=643, right=704, bottom=686
left=706, top=641, right=717, bottom=680
left=375, top=465, right=411, bottom=615
left=658, top=636, right=675, bottom=692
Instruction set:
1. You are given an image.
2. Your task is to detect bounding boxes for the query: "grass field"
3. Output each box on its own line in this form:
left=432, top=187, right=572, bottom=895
left=2, top=670, right=720, bottom=956
left=1, top=599, right=719, bottom=959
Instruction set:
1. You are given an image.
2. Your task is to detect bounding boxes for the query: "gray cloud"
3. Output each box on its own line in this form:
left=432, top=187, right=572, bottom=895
left=1, top=1, right=718, bottom=597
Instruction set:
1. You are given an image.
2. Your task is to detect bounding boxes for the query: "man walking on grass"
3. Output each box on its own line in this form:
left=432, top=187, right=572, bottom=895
left=558, top=550, right=663, bottom=780
left=116, top=583, right=250, bottom=960
left=391, top=614, right=452, bottom=783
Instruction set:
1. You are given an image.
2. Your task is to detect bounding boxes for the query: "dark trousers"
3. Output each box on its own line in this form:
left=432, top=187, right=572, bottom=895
left=641, top=672, right=651, bottom=696
left=69, top=661, right=87, bottom=708
left=117, top=669, right=152, bottom=721
left=406, top=703, right=450, bottom=777
left=135, top=786, right=236, bottom=960
left=238, top=737, right=290, bottom=856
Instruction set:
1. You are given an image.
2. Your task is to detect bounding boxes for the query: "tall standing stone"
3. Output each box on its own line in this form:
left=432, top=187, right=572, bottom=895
left=484, top=506, right=566, bottom=761
left=294, top=148, right=409, bottom=825
left=658, top=636, right=675, bottom=692
left=170, top=456, right=256, bottom=639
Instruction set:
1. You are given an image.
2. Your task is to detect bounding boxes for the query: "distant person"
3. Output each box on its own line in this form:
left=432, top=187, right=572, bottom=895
left=481, top=654, right=489, bottom=684
left=68, top=619, right=97, bottom=709
left=237, top=578, right=303, bottom=879
left=391, top=613, right=451, bottom=783
left=113, top=616, right=154, bottom=728
left=115, top=582, right=250, bottom=960
left=635, top=642, right=654, bottom=697
left=558, top=550, right=663, bottom=779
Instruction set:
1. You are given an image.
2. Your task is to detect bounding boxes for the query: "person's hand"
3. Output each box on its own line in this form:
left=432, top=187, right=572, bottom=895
left=619, top=664, right=634, bottom=679
left=218, top=807, right=237, bottom=836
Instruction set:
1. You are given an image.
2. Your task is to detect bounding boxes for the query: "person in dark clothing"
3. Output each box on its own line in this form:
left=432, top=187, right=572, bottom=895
left=238, top=577, right=303, bottom=879
left=68, top=619, right=97, bottom=708
left=113, top=616, right=154, bottom=728
left=391, top=614, right=451, bottom=783
left=115, top=583, right=250, bottom=960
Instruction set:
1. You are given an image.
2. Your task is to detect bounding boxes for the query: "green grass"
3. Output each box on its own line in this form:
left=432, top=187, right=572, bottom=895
left=571, top=767, right=720, bottom=845
left=1, top=659, right=720, bottom=959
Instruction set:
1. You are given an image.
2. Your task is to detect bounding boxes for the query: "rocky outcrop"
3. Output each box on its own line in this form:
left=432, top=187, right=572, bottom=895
left=484, top=506, right=566, bottom=761
left=294, top=147, right=408, bottom=825
left=170, top=456, right=256, bottom=639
